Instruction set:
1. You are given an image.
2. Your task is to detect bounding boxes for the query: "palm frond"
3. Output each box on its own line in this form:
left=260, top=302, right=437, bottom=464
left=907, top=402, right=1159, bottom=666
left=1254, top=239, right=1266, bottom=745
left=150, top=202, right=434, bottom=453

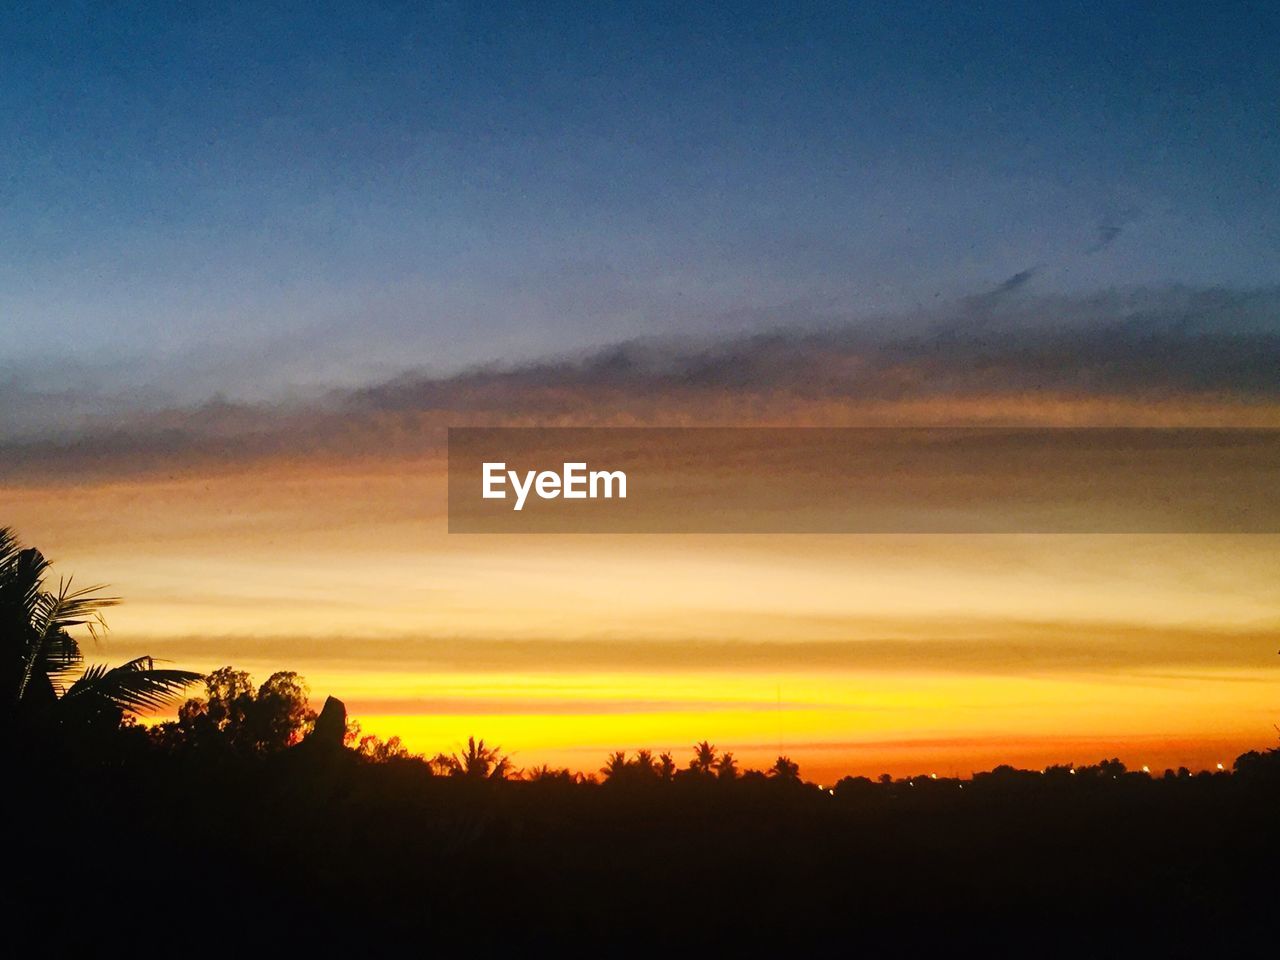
left=0, top=527, right=20, bottom=567
left=30, top=578, right=118, bottom=640
left=36, top=629, right=85, bottom=690
left=16, top=578, right=118, bottom=704
left=0, top=546, right=52, bottom=631
left=59, top=657, right=201, bottom=717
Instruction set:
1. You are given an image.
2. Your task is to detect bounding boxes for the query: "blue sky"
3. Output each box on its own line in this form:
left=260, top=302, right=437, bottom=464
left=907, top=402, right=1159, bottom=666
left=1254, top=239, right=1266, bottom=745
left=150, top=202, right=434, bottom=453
left=2, top=1, right=1277, bottom=402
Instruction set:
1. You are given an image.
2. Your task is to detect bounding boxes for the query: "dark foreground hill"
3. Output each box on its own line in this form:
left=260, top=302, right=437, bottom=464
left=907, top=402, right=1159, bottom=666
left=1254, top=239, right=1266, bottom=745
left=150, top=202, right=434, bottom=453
left=9, top=735, right=1278, bottom=956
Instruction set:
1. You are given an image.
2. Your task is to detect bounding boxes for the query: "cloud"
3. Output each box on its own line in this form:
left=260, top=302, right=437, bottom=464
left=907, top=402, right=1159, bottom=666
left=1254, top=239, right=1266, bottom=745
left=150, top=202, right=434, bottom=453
left=952, top=265, right=1042, bottom=320
left=1, top=285, right=1277, bottom=479
left=1087, top=223, right=1124, bottom=254
left=348, top=284, right=1280, bottom=409
left=1086, top=206, right=1140, bottom=254
left=992, top=266, right=1040, bottom=296
left=113, top=620, right=1280, bottom=677
left=338, top=696, right=824, bottom=716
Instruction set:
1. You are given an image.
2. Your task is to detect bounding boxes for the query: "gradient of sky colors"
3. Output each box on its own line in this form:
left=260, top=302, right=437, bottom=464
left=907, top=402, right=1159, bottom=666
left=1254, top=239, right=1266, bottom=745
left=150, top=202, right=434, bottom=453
left=2, top=2, right=1278, bottom=779
left=3, top=1, right=1278, bottom=400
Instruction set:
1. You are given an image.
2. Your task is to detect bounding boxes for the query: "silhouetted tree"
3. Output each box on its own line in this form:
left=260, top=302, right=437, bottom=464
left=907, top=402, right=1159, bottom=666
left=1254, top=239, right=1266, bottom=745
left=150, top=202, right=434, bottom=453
left=602, top=748, right=667, bottom=785
left=714, top=751, right=738, bottom=780
left=254, top=670, right=313, bottom=747
left=437, top=736, right=511, bottom=780
left=357, top=733, right=415, bottom=762
left=1099, top=757, right=1127, bottom=778
left=1233, top=746, right=1280, bottom=785
left=834, top=775, right=875, bottom=799
left=525, top=764, right=582, bottom=783
left=633, top=748, right=657, bottom=777
left=200, top=666, right=254, bottom=729
left=690, top=740, right=717, bottom=775
left=165, top=665, right=317, bottom=753
left=602, top=750, right=629, bottom=780
left=0, top=527, right=198, bottom=729
left=769, top=755, right=801, bottom=783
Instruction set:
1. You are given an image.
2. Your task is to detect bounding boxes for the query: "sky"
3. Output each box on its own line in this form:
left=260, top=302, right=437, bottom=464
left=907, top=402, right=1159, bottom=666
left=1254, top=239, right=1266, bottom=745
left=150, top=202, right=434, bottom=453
left=3, top=1, right=1278, bottom=401
left=2, top=2, right=1279, bottom=779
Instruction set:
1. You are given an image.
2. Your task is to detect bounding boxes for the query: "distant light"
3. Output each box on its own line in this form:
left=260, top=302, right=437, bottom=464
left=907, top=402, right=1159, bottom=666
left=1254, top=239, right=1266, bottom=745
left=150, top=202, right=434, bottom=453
left=1217, top=763, right=1225, bottom=771
left=1142, top=765, right=1150, bottom=773
left=827, top=788, right=834, bottom=796
left=930, top=773, right=938, bottom=780
left=1069, top=768, right=1076, bottom=774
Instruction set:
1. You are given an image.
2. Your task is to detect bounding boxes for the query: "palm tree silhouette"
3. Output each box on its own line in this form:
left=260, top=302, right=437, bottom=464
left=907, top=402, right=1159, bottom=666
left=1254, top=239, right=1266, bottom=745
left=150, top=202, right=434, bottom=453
left=690, top=740, right=717, bottom=775
left=601, top=750, right=629, bottom=780
left=524, top=763, right=577, bottom=782
left=769, top=755, right=801, bottom=783
left=714, top=751, right=739, bottom=780
left=1, top=527, right=199, bottom=725
left=444, top=736, right=512, bottom=780
left=633, top=748, right=657, bottom=777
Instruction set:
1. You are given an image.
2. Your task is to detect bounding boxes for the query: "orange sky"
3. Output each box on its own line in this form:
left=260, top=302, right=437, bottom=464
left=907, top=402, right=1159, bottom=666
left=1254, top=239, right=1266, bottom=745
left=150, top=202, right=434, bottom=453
left=5, top=392, right=1280, bottom=782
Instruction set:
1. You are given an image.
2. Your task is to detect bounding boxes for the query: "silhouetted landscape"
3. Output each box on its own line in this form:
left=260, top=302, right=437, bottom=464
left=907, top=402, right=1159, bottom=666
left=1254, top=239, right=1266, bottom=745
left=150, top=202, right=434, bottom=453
left=7, top=5, right=1277, bottom=953
left=4, top=526, right=1277, bottom=952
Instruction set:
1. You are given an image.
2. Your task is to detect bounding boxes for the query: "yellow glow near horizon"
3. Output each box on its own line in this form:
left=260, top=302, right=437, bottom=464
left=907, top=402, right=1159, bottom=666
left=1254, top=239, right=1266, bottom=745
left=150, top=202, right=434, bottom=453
left=5, top=417, right=1280, bottom=781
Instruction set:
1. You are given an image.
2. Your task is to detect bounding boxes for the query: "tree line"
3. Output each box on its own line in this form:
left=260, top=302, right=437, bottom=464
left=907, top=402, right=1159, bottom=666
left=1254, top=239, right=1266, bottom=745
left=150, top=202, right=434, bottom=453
left=6, top=524, right=1280, bottom=791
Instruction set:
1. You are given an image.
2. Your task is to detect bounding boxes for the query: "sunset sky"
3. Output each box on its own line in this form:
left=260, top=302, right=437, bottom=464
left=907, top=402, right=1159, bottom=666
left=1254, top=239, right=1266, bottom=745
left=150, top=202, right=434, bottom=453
left=3, top=2, right=1278, bottom=781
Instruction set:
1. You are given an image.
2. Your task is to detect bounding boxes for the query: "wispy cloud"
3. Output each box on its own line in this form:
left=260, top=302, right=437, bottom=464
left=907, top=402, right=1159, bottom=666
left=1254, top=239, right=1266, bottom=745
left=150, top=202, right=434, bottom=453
left=1086, top=206, right=1140, bottom=255
left=115, top=620, right=1280, bottom=677
left=1087, top=223, right=1124, bottom=254
left=2, top=286, right=1277, bottom=479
